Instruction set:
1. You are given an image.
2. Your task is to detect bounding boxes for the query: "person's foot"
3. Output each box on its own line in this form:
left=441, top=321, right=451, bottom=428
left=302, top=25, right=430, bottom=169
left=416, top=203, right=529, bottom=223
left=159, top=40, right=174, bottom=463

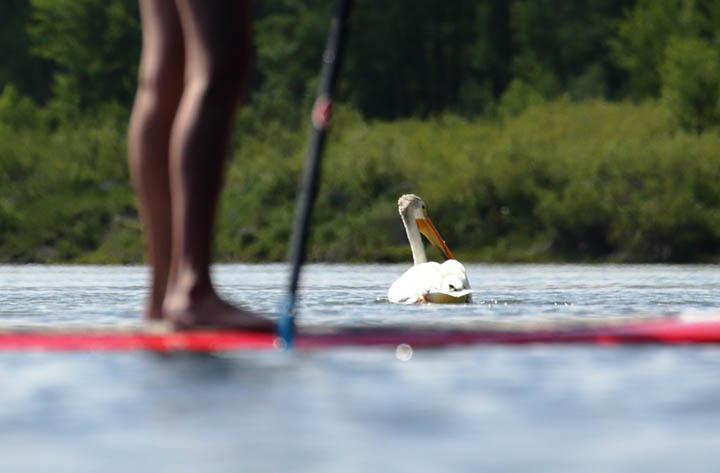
left=144, top=300, right=164, bottom=321
left=162, top=288, right=275, bottom=332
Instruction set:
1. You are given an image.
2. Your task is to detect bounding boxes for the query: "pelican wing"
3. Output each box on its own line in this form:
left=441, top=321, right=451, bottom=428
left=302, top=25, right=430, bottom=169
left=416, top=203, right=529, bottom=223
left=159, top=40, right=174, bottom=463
left=388, top=260, right=471, bottom=304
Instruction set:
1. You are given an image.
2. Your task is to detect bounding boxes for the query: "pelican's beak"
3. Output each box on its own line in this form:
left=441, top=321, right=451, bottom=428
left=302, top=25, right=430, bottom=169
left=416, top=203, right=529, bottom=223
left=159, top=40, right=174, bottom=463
left=416, top=217, right=454, bottom=260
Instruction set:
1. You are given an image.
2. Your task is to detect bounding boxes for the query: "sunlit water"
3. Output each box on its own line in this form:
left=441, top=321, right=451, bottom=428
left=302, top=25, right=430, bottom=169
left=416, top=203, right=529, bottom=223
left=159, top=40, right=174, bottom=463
left=1, top=264, right=720, bottom=472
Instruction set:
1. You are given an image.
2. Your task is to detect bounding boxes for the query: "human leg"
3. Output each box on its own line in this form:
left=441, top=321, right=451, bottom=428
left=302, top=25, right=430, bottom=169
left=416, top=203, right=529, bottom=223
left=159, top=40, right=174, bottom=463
left=128, top=0, right=185, bottom=320
left=163, top=0, right=272, bottom=329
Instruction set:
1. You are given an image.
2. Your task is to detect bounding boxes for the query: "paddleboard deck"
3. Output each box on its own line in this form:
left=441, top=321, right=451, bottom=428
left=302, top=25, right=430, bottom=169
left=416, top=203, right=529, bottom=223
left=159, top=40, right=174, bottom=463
left=1, top=315, right=720, bottom=352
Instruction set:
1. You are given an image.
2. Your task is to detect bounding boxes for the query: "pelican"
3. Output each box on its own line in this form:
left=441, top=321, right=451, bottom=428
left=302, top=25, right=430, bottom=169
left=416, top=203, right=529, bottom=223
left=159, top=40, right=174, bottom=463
left=388, top=194, right=472, bottom=304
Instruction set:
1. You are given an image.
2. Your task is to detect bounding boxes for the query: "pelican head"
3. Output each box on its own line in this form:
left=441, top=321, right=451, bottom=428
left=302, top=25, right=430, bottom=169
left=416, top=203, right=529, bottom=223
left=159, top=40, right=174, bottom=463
left=398, top=194, right=454, bottom=265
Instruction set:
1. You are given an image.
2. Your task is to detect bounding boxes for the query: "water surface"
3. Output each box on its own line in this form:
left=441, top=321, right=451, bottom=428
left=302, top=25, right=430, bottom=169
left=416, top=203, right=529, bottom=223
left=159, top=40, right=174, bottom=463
left=1, top=264, right=719, bottom=472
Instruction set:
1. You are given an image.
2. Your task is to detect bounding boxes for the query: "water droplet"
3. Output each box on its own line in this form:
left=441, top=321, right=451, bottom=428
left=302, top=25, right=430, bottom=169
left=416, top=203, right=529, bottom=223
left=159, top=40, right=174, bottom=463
left=395, top=343, right=413, bottom=361
left=273, top=337, right=287, bottom=350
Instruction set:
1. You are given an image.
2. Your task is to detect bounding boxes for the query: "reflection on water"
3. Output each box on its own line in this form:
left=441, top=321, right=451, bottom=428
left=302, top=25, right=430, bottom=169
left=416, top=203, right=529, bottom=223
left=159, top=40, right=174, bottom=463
left=1, top=264, right=720, bottom=472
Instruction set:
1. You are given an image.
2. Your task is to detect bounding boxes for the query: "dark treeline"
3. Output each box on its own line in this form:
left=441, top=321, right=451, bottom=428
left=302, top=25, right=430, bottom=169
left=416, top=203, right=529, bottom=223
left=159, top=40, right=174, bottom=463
left=1, top=0, right=707, bottom=119
left=2, top=0, right=720, bottom=263
left=5, top=0, right=720, bottom=124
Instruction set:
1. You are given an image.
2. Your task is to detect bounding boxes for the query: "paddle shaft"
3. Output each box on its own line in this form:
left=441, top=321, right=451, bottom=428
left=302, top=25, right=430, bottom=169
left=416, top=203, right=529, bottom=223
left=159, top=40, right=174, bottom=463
left=279, top=0, right=354, bottom=346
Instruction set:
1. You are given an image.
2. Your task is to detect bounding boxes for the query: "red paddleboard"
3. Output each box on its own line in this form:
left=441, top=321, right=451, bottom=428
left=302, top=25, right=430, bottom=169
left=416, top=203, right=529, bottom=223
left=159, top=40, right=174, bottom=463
left=1, top=316, right=720, bottom=352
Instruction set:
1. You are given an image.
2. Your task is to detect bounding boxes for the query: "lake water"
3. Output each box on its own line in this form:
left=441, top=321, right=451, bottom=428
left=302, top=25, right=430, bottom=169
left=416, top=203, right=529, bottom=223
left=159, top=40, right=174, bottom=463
left=1, top=263, right=720, bottom=472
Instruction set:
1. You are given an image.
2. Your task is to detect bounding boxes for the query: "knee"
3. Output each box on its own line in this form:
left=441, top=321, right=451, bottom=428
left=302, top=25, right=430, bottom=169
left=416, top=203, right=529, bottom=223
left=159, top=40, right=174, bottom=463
left=136, top=55, right=184, bottom=111
left=189, top=44, right=252, bottom=108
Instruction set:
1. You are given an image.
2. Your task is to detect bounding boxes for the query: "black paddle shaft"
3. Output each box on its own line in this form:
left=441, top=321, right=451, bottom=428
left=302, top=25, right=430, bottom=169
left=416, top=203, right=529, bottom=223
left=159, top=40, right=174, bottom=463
left=286, top=0, right=353, bottom=299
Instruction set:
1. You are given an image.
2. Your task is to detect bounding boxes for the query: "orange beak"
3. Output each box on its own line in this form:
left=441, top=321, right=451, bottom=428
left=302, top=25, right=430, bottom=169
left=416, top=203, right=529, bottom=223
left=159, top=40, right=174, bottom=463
left=416, top=217, right=454, bottom=260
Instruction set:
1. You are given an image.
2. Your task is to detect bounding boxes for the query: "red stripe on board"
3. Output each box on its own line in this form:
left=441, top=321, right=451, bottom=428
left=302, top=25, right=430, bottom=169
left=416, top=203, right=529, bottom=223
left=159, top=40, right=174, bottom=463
left=0, top=331, right=278, bottom=352
left=0, top=319, right=719, bottom=352
left=297, top=320, right=720, bottom=348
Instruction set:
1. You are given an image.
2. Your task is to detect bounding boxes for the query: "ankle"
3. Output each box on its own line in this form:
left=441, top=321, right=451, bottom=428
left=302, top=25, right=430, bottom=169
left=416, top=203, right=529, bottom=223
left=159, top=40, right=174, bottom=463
left=168, top=268, right=212, bottom=299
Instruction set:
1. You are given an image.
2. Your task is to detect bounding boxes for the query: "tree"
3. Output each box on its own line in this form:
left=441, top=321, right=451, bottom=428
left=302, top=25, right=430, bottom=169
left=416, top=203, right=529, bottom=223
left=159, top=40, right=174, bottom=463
left=28, top=0, right=140, bottom=117
left=0, top=0, right=54, bottom=102
left=341, top=0, right=482, bottom=118
left=610, top=0, right=719, bottom=98
left=251, top=0, right=331, bottom=126
left=509, top=0, right=629, bottom=100
left=661, top=36, right=720, bottom=133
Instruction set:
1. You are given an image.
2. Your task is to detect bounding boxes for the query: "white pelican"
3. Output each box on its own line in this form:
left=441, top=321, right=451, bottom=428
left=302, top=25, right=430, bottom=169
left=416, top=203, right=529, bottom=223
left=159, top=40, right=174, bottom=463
left=388, top=194, right=472, bottom=304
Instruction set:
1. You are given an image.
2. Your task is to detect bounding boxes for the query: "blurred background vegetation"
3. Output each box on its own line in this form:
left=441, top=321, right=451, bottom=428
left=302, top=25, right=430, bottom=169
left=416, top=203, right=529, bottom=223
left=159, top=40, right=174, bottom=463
left=1, top=0, right=720, bottom=264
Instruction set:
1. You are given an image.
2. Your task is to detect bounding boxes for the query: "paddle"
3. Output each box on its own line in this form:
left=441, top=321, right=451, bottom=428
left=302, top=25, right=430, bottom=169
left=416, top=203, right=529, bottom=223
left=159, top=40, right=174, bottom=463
left=278, top=0, right=354, bottom=347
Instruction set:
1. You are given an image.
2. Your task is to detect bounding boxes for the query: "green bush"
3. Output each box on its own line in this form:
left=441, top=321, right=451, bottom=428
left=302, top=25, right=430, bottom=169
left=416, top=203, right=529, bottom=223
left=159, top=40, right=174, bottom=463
left=497, top=79, right=546, bottom=118
left=3, top=96, right=720, bottom=264
left=0, top=85, right=43, bottom=131
left=0, top=103, right=135, bottom=262
left=214, top=99, right=720, bottom=263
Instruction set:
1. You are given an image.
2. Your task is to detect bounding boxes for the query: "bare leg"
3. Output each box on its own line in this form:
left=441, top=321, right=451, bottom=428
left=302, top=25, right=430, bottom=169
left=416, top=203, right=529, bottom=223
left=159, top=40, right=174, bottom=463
left=128, top=0, right=184, bottom=320
left=163, top=0, right=272, bottom=330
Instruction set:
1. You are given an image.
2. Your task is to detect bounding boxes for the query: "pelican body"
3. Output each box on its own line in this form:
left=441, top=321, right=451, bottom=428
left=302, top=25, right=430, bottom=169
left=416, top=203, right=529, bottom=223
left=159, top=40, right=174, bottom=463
left=388, top=194, right=471, bottom=304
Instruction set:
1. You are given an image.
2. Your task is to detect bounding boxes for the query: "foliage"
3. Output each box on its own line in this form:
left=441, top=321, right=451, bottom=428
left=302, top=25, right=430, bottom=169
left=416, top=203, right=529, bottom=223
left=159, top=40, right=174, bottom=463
left=661, top=36, right=720, bottom=133
left=496, top=79, right=546, bottom=119
left=7, top=0, right=652, bottom=121
left=509, top=0, right=627, bottom=99
left=611, top=0, right=720, bottom=98
left=0, top=0, right=54, bottom=102
left=0, top=102, right=137, bottom=262
left=0, top=84, right=43, bottom=131
left=3, top=0, right=720, bottom=264
left=27, top=0, right=140, bottom=118
left=217, top=100, right=720, bottom=264
left=253, top=0, right=330, bottom=124
left=3, top=97, right=720, bottom=263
